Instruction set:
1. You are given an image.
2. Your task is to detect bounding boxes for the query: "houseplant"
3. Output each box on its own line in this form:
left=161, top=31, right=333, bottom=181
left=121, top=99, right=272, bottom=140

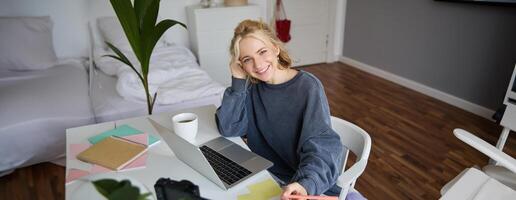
left=106, top=0, right=186, bottom=114
left=93, top=179, right=151, bottom=200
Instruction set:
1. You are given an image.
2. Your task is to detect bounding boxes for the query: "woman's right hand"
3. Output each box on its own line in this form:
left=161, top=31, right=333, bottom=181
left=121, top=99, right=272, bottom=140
left=230, top=58, right=247, bottom=79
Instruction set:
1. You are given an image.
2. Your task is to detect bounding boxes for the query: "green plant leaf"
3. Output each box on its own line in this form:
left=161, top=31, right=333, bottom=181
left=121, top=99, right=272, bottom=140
left=107, top=183, right=140, bottom=200
left=140, top=0, right=159, bottom=34
left=109, top=0, right=185, bottom=115
left=134, top=0, right=154, bottom=29
left=104, top=42, right=132, bottom=66
left=150, top=91, right=158, bottom=112
left=139, top=0, right=161, bottom=76
left=110, top=0, right=143, bottom=63
left=141, top=19, right=186, bottom=76
left=92, top=179, right=122, bottom=198
left=118, top=180, right=133, bottom=188
left=104, top=42, right=145, bottom=84
left=137, top=192, right=152, bottom=200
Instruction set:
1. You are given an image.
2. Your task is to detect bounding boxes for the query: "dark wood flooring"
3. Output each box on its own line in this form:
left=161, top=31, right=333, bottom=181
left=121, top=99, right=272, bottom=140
left=304, top=62, right=515, bottom=200
left=1, top=62, right=514, bottom=200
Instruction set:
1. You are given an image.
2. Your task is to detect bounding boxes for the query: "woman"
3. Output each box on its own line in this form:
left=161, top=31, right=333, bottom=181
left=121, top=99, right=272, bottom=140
left=215, top=19, right=344, bottom=198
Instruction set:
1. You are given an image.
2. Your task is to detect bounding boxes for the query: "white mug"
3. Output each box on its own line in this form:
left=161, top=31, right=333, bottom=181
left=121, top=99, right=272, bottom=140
left=171, top=113, right=198, bottom=143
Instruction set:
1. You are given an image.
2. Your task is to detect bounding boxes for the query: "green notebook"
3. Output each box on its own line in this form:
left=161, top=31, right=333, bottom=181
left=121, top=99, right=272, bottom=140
left=88, top=125, right=159, bottom=145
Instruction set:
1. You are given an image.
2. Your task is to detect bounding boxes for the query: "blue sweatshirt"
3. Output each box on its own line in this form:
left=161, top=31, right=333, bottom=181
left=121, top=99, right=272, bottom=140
left=215, top=70, right=344, bottom=195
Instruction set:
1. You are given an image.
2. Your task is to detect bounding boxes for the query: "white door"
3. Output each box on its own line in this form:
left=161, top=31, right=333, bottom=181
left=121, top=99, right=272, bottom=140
left=281, top=0, right=330, bottom=67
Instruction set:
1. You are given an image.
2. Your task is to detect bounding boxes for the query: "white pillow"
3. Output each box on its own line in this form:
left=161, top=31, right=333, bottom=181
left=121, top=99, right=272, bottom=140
left=0, top=16, right=57, bottom=71
left=97, top=16, right=166, bottom=52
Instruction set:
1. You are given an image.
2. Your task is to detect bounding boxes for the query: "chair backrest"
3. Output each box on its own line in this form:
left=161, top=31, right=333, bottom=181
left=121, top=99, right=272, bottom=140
left=331, top=116, right=371, bottom=168
left=330, top=116, right=371, bottom=199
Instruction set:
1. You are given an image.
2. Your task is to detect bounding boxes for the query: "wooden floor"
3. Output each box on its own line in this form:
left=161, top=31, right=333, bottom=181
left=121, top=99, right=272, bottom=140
left=304, top=62, right=515, bottom=199
left=1, top=62, right=514, bottom=200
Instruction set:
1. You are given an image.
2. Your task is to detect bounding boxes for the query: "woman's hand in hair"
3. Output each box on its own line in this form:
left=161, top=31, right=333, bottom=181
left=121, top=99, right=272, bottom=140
left=230, top=58, right=247, bottom=79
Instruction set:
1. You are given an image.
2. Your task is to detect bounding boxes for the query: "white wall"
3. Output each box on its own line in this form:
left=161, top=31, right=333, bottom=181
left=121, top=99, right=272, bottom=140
left=342, top=0, right=516, bottom=117
left=0, top=0, right=268, bottom=59
left=1, top=0, right=91, bottom=59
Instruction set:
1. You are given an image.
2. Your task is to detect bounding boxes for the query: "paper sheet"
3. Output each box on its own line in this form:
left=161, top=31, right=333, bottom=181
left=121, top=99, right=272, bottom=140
left=88, top=125, right=159, bottom=145
left=123, top=133, right=148, bottom=145
left=237, top=193, right=258, bottom=200
left=70, top=143, right=91, bottom=158
left=88, top=125, right=143, bottom=144
left=238, top=179, right=282, bottom=200
left=66, top=168, right=90, bottom=183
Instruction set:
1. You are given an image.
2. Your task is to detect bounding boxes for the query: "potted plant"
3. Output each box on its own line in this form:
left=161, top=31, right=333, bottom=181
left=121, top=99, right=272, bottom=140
left=106, top=0, right=186, bottom=114
left=93, top=179, right=151, bottom=200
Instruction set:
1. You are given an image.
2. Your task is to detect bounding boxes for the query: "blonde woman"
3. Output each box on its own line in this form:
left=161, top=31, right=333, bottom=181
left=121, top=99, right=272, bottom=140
left=216, top=20, right=344, bottom=199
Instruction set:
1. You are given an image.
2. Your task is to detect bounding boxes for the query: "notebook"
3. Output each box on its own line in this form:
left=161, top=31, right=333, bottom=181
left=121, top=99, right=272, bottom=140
left=77, top=136, right=147, bottom=170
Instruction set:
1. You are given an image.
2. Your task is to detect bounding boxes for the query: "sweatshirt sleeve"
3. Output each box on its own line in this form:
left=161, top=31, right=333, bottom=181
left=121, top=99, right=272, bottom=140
left=215, top=77, right=250, bottom=137
left=290, top=79, right=344, bottom=195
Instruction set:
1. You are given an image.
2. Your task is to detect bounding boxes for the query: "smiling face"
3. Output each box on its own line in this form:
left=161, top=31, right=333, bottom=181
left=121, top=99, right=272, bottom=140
left=238, top=36, right=280, bottom=83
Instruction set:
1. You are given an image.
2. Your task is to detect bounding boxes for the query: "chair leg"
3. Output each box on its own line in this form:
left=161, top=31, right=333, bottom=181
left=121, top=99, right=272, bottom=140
left=490, top=127, right=511, bottom=165
left=339, top=185, right=350, bottom=200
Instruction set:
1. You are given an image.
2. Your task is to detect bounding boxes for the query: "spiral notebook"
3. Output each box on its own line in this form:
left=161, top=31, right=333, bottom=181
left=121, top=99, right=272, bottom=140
left=77, top=136, right=147, bottom=170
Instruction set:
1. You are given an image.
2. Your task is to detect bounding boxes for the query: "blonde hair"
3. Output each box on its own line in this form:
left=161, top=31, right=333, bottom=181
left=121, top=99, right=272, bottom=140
left=229, top=19, right=292, bottom=83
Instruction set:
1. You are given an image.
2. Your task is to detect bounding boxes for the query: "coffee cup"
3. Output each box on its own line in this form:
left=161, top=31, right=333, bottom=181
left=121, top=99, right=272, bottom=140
left=171, top=113, right=198, bottom=143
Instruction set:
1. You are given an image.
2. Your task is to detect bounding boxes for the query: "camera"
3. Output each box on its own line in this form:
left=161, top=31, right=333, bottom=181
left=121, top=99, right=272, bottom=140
left=154, top=178, right=208, bottom=200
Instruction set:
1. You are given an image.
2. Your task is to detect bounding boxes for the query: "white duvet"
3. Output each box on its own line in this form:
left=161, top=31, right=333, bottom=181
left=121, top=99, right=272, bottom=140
left=0, top=61, right=95, bottom=175
left=94, top=45, right=225, bottom=105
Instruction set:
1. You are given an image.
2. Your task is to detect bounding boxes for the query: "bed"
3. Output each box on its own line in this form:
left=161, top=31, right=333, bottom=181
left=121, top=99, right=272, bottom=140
left=0, top=14, right=225, bottom=176
left=0, top=16, right=97, bottom=176
left=0, top=60, right=95, bottom=176
left=90, top=65, right=223, bottom=123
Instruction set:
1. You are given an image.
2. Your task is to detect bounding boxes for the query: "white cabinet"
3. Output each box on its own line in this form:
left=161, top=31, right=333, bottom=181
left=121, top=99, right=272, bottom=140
left=187, top=4, right=262, bottom=86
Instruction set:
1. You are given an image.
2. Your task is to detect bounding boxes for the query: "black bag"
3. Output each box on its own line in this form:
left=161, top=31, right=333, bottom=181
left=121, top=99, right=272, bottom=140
left=154, top=178, right=209, bottom=200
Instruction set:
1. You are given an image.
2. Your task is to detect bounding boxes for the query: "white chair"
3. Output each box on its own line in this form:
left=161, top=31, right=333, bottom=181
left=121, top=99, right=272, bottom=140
left=330, top=116, right=372, bottom=200
left=493, top=64, right=516, bottom=164
left=440, top=129, right=516, bottom=200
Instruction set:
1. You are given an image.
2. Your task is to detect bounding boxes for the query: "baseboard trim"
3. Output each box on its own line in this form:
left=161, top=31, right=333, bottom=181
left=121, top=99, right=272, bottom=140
left=339, top=56, right=495, bottom=120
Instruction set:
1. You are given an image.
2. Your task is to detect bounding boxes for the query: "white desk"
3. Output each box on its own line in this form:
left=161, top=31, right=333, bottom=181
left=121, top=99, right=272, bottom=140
left=65, top=105, right=279, bottom=199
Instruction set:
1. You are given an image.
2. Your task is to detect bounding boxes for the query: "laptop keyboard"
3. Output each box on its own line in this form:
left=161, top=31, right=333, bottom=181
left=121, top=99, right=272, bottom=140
left=199, top=145, right=252, bottom=185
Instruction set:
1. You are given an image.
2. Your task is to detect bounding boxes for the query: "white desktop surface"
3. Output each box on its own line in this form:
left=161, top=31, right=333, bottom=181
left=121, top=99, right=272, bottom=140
left=65, top=105, right=279, bottom=200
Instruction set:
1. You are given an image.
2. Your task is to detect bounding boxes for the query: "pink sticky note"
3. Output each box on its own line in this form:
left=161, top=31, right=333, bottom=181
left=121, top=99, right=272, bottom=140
left=66, top=168, right=89, bottom=183
left=70, top=143, right=91, bottom=159
left=123, top=152, right=148, bottom=169
left=90, top=164, right=112, bottom=174
left=122, top=133, right=148, bottom=145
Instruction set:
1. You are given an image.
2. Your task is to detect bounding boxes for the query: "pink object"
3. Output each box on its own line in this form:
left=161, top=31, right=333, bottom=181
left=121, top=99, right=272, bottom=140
left=70, top=143, right=91, bottom=159
left=90, top=152, right=148, bottom=173
left=122, top=133, right=148, bottom=145
left=90, top=164, right=111, bottom=174
left=123, top=152, right=148, bottom=169
left=66, top=168, right=90, bottom=183
left=285, top=194, right=339, bottom=200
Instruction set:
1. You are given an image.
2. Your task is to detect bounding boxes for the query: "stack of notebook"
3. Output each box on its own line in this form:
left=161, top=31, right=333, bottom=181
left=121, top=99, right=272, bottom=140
left=74, top=125, right=159, bottom=171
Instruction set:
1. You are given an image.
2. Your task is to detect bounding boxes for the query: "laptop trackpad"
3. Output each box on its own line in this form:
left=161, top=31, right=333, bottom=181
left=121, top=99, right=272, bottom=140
left=205, top=137, right=234, bottom=151
left=218, top=144, right=255, bottom=164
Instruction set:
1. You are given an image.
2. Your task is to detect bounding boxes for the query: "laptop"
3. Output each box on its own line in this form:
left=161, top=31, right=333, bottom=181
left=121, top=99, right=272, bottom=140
left=148, top=118, right=273, bottom=190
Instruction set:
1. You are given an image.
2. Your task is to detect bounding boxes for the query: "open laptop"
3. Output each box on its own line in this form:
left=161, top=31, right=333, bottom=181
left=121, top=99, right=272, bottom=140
left=148, top=118, right=273, bottom=190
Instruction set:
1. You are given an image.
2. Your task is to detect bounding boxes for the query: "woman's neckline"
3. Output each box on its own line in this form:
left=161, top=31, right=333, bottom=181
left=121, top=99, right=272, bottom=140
left=263, top=69, right=302, bottom=89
